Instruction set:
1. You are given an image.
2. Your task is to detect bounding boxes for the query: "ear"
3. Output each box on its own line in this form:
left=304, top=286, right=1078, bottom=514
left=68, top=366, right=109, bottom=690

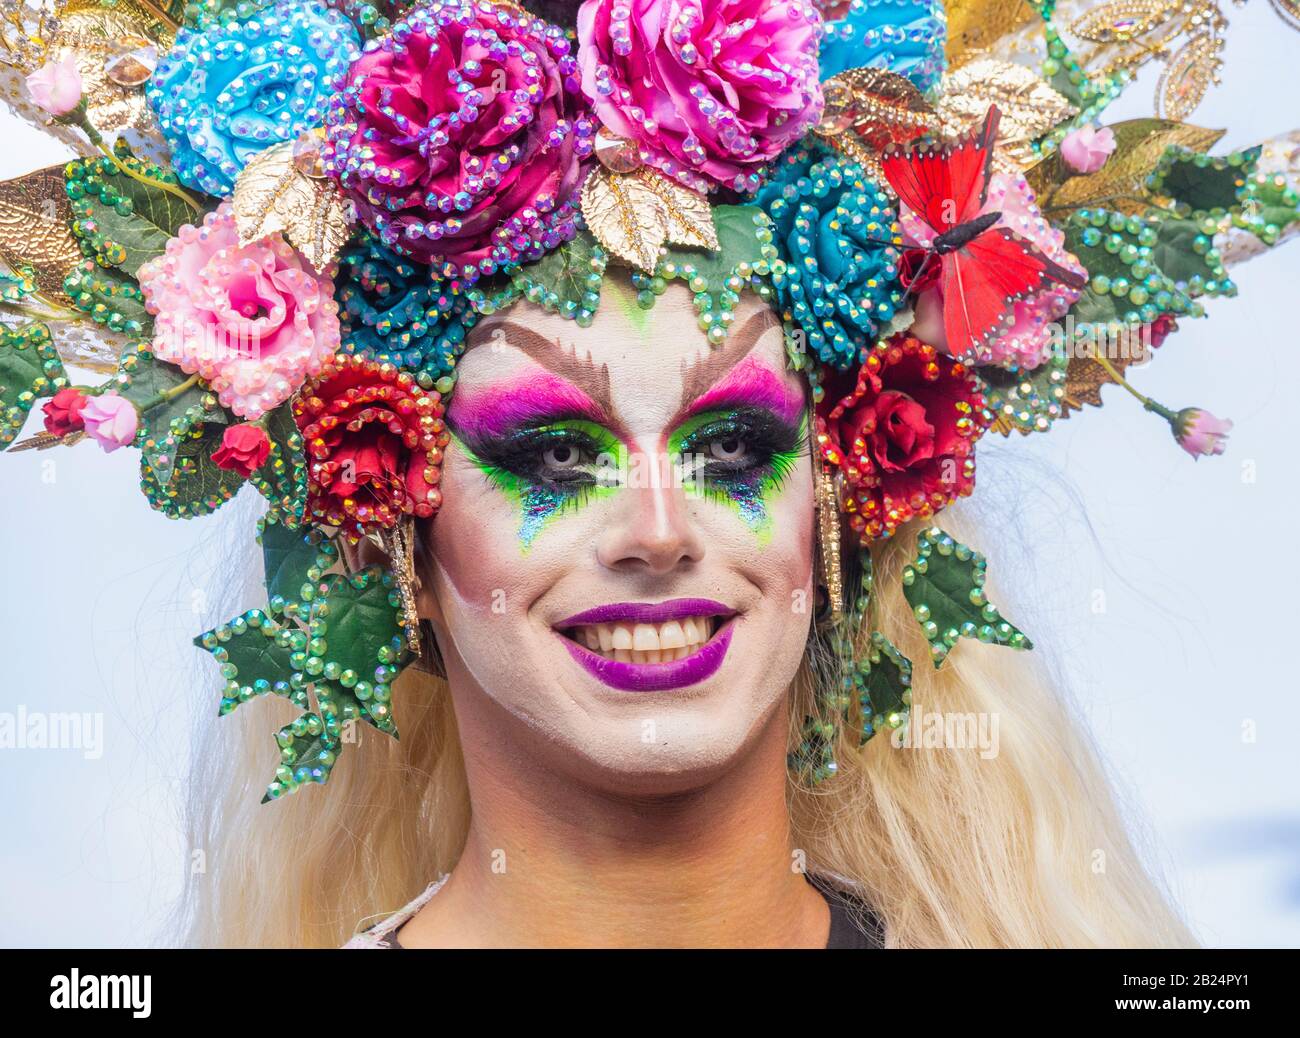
left=337, top=533, right=389, bottom=573
left=412, top=519, right=447, bottom=629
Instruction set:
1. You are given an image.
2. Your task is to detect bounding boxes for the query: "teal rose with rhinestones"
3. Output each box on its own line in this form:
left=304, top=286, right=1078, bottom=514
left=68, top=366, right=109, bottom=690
left=336, top=235, right=481, bottom=385
left=756, top=149, right=905, bottom=369
left=146, top=0, right=360, bottom=196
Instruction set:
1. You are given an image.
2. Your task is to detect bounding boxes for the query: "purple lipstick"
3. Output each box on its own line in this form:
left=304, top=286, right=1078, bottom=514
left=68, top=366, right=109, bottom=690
left=555, top=599, right=738, bottom=692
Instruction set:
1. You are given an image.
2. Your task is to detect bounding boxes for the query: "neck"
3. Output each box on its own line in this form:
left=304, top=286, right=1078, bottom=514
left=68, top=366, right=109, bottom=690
left=398, top=679, right=829, bottom=948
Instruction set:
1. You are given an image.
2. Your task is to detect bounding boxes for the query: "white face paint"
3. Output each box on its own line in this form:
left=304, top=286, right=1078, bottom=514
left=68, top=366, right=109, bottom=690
left=419, top=283, right=815, bottom=792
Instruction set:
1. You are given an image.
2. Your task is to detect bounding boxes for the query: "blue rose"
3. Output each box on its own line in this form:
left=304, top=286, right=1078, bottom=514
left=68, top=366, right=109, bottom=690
left=756, top=149, right=905, bottom=370
left=819, top=0, right=947, bottom=93
left=146, top=0, right=360, bottom=196
left=336, top=235, right=480, bottom=384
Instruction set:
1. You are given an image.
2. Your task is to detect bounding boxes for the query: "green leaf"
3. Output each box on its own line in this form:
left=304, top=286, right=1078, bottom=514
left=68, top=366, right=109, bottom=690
left=194, top=609, right=303, bottom=716
left=66, top=147, right=196, bottom=278
left=1150, top=217, right=1231, bottom=298
left=112, top=346, right=230, bottom=474
left=1151, top=146, right=1258, bottom=216
left=1236, top=175, right=1300, bottom=246
left=657, top=204, right=769, bottom=290
left=976, top=352, right=1068, bottom=435
left=62, top=259, right=151, bottom=338
left=511, top=228, right=605, bottom=321
left=140, top=420, right=246, bottom=519
left=901, top=527, right=1032, bottom=668
left=857, top=632, right=912, bottom=744
left=0, top=322, right=66, bottom=448
left=250, top=402, right=308, bottom=527
left=260, top=520, right=336, bottom=611
left=307, top=568, right=408, bottom=735
left=263, top=712, right=342, bottom=802
left=0, top=265, right=38, bottom=305
left=1063, top=212, right=1196, bottom=327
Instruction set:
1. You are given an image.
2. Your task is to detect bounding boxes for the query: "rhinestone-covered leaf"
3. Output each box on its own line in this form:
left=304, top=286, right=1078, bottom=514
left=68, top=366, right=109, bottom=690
left=902, top=527, right=1032, bottom=668
left=0, top=322, right=67, bottom=448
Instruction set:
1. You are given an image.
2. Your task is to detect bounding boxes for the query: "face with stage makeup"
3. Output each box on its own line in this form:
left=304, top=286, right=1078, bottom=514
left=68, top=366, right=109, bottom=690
left=419, top=282, right=816, bottom=792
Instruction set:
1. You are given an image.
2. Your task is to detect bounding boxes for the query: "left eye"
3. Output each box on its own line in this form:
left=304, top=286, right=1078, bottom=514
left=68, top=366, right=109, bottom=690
left=542, top=443, right=584, bottom=468
left=708, top=436, right=748, bottom=461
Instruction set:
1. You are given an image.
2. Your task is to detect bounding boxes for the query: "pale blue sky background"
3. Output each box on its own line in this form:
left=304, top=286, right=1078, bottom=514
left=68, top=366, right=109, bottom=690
left=2, top=5, right=1298, bottom=947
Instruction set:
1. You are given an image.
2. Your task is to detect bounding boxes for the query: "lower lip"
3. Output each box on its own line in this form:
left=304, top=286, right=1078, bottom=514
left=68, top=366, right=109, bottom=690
left=558, top=616, right=737, bottom=692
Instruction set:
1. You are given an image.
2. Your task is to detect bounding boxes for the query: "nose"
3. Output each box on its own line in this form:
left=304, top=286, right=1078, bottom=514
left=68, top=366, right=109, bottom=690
left=595, top=441, right=705, bottom=575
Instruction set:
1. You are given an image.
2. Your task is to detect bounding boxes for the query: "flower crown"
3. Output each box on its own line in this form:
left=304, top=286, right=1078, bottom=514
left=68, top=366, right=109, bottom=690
left=2, top=0, right=1297, bottom=798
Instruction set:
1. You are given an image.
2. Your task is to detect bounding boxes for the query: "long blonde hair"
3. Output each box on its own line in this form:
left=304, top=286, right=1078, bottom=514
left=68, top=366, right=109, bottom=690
left=175, top=501, right=1194, bottom=947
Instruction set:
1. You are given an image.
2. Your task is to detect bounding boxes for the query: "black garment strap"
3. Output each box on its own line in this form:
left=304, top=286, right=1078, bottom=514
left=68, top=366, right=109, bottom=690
left=805, top=871, right=885, bottom=949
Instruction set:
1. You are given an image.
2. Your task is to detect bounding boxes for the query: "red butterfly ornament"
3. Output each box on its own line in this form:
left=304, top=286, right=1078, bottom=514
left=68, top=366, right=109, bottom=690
left=880, top=107, right=1087, bottom=359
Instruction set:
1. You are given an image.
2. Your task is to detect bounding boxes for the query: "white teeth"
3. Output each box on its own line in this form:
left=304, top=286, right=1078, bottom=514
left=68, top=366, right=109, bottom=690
left=566, top=615, right=723, bottom=664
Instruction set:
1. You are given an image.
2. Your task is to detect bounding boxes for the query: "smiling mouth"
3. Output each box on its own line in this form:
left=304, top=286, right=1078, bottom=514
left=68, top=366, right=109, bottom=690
left=558, top=615, right=724, bottom=664
left=552, top=601, right=739, bottom=692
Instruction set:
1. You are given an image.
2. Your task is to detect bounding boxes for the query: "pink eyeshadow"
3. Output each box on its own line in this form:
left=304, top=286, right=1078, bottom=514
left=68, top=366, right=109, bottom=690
left=682, top=354, right=805, bottom=427
left=447, top=369, right=607, bottom=438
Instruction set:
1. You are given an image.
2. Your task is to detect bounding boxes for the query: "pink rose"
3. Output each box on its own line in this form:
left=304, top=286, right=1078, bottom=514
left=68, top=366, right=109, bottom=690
left=26, top=54, right=83, bottom=116
left=1173, top=407, right=1232, bottom=459
left=1060, top=125, right=1116, bottom=175
left=900, top=172, right=1087, bottom=368
left=325, top=1, right=595, bottom=279
left=80, top=393, right=139, bottom=452
left=576, top=0, right=824, bottom=193
left=137, top=202, right=340, bottom=421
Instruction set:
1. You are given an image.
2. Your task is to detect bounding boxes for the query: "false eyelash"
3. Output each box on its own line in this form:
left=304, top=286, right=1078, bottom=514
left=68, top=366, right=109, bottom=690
left=456, top=422, right=611, bottom=489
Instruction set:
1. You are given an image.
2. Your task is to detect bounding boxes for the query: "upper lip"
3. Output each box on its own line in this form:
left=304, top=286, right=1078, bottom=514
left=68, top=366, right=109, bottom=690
left=556, top=598, right=736, bottom=627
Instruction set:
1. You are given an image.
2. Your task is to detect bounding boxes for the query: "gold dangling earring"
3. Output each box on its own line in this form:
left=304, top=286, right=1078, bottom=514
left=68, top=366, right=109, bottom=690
left=813, top=457, right=844, bottom=626
left=380, top=517, right=423, bottom=659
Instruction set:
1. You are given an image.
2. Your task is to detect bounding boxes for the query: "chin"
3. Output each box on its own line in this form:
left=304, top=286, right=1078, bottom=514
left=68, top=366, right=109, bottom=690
left=527, top=613, right=803, bottom=794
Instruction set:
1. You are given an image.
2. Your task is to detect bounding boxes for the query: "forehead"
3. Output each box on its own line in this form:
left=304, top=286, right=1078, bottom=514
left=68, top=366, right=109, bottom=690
left=451, top=282, right=799, bottom=433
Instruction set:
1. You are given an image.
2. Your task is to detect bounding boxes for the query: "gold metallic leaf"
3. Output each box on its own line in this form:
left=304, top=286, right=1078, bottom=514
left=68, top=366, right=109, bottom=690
left=814, top=68, right=934, bottom=176
left=944, top=0, right=1040, bottom=68
left=1157, top=33, right=1218, bottom=122
left=0, top=166, right=82, bottom=304
left=936, top=60, right=1077, bottom=171
left=232, top=142, right=350, bottom=273
left=1061, top=351, right=1144, bottom=415
left=1046, top=119, right=1224, bottom=215
left=581, top=167, right=717, bottom=272
left=1068, top=0, right=1175, bottom=44
left=52, top=2, right=176, bottom=134
left=635, top=169, right=719, bottom=252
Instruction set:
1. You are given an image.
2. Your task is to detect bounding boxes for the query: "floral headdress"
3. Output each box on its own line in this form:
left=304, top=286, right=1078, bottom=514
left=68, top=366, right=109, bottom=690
left=2, top=0, right=1297, bottom=797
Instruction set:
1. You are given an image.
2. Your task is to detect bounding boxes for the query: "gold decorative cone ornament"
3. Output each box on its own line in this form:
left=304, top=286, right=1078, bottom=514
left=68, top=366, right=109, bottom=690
left=0, top=166, right=83, bottom=304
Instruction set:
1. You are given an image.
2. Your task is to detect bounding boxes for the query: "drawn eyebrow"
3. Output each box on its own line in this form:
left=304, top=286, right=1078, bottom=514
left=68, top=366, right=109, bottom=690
left=677, top=307, right=783, bottom=414
left=470, top=318, right=613, bottom=417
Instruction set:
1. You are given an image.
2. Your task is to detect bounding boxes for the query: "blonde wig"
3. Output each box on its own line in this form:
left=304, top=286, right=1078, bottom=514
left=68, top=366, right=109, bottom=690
left=175, top=499, right=1195, bottom=948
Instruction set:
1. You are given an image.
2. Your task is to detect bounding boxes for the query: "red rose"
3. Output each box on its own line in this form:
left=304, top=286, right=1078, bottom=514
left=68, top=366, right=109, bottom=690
left=1148, top=313, right=1177, bottom=349
left=211, top=423, right=272, bottom=478
left=815, top=334, right=991, bottom=541
left=897, top=248, right=941, bottom=295
left=294, top=355, right=449, bottom=533
left=42, top=387, right=88, bottom=437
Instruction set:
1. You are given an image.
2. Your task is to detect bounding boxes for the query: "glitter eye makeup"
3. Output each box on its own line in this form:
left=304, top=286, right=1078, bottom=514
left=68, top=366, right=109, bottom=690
left=671, top=405, right=810, bottom=542
left=451, top=418, right=627, bottom=551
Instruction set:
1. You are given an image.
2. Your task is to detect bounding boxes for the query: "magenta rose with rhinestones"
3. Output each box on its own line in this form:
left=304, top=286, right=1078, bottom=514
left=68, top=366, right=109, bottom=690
left=576, top=0, right=823, bottom=193
left=137, top=203, right=341, bottom=421
left=324, top=0, right=595, bottom=280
